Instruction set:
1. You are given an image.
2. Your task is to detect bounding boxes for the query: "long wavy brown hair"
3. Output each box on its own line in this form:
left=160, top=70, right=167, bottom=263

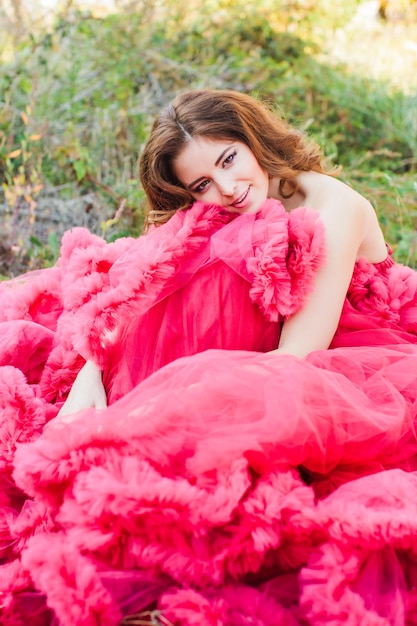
left=140, top=89, right=329, bottom=227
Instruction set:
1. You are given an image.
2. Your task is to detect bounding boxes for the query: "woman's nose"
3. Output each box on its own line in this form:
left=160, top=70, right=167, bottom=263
left=217, top=177, right=236, bottom=197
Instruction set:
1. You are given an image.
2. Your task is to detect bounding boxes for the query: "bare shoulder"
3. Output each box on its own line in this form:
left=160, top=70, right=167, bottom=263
left=296, top=171, right=386, bottom=262
left=296, top=171, right=371, bottom=214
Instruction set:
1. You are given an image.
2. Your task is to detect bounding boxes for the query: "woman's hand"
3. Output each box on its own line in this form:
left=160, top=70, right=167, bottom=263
left=57, top=360, right=107, bottom=417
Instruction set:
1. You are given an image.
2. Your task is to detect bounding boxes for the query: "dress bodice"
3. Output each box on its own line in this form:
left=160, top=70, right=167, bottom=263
left=334, top=246, right=417, bottom=347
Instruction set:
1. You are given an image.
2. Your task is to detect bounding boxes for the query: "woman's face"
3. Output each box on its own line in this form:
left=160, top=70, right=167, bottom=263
left=173, top=137, right=270, bottom=214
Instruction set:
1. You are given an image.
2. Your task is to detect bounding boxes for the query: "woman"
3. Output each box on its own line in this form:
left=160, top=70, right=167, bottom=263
left=2, top=89, right=417, bottom=625
left=60, top=88, right=388, bottom=415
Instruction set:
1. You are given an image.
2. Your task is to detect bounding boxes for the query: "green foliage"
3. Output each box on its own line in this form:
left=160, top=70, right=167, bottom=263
left=27, top=231, right=60, bottom=267
left=347, top=170, right=417, bottom=265
left=0, top=0, right=416, bottom=266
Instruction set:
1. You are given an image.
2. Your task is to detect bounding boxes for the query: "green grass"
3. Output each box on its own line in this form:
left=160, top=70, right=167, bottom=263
left=0, top=0, right=416, bottom=266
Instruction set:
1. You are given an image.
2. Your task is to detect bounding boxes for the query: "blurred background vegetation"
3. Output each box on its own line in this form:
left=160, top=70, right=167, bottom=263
left=0, top=0, right=416, bottom=275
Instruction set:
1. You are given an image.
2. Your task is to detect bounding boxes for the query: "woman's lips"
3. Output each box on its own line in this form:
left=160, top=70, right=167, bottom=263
left=231, top=186, right=250, bottom=208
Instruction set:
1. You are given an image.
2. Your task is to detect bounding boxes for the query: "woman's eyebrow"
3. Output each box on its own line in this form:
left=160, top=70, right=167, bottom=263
left=187, top=176, right=205, bottom=190
left=214, top=147, right=231, bottom=166
left=187, top=145, right=234, bottom=189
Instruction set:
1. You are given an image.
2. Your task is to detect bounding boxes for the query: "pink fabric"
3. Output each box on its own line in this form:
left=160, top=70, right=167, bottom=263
left=1, top=199, right=417, bottom=624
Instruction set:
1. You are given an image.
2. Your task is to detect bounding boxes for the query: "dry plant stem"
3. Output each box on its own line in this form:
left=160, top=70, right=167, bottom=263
left=120, top=610, right=175, bottom=626
left=85, top=172, right=125, bottom=202
left=10, top=199, right=20, bottom=249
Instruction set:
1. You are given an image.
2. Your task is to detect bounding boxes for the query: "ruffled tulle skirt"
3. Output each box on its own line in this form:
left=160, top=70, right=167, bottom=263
left=3, top=344, right=417, bottom=625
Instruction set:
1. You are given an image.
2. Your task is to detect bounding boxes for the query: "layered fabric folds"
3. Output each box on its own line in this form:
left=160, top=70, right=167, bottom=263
left=1, top=199, right=417, bottom=625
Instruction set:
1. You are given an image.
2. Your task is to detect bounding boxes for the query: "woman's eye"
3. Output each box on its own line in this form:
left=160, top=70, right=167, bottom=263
left=194, top=179, right=210, bottom=193
left=223, top=151, right=236, bottom=167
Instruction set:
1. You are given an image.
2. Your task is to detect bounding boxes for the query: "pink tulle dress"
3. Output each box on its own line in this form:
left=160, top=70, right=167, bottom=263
left=2, top=199, right=417, bottom=626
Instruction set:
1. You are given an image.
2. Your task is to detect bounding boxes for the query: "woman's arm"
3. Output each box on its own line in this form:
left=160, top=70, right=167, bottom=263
left=274, top=174, right=384, bottom=358
left=57, top=359, right=107, bottom=417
